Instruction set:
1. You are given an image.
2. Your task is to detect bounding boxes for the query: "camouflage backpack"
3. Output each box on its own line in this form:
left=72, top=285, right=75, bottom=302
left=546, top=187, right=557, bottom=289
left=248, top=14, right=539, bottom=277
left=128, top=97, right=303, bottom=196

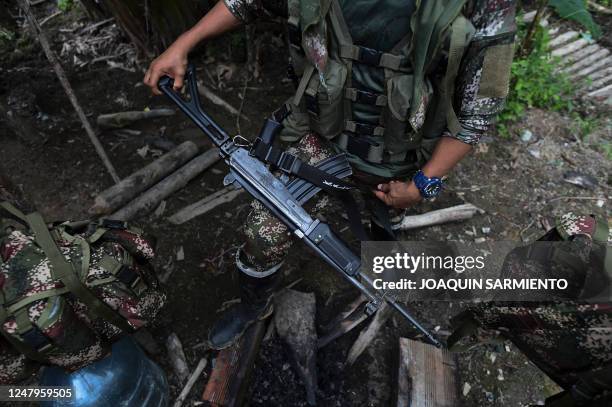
left=450, top=213, right=612, bottom=406
left=0, top=202, right=166, bottom=384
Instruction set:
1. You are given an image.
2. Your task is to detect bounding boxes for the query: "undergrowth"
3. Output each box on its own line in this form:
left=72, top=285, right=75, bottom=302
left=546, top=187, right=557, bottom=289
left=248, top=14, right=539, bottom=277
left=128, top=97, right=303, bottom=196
left=497, top=20, right=600, bottom=141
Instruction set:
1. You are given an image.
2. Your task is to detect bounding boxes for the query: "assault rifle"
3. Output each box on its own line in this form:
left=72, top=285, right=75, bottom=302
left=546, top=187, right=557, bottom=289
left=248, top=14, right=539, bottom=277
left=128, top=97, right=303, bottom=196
left=158, top=65, right=441, bottom=348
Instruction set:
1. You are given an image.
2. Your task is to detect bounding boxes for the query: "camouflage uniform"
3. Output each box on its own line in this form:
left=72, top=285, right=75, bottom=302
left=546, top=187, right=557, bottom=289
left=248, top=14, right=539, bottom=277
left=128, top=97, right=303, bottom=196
left=453, top=214, right=612, bottom=404
left=223, top=0, right=517, bottom=273
left=209, top=0, right=518, bottom=349
left=0, top=208, right=166, bottom=384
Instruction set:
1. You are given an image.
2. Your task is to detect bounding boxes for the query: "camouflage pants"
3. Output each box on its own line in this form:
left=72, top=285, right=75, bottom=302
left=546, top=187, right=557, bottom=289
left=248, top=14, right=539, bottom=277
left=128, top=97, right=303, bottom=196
left=239, top=133, right=404, bottom=273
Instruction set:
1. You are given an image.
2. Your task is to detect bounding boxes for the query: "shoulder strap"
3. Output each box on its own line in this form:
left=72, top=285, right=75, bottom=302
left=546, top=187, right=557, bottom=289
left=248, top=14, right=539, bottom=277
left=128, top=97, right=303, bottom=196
left=25, top=212, right=133, bottom=333
left=442, top=15, right=475, bottom=135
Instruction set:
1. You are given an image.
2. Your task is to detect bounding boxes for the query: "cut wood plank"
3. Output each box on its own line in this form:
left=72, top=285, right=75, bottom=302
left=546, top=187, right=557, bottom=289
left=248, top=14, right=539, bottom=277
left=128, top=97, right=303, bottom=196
left=586, top=66, right=612, bottom=82
left=587, top=83, right=612, bottom=98
left=588, top=73, right=612, bottom=90
left=396, top=338, right=458, bottom=407
left=551, top=38, right=590, bottom=58
left=111, top=148, right=221, bottom=220
left=168, top=186, right=244, bottom=224
left=571, top=56, right=612, bottom=79
left=559, top=44, right=600, bottom=67
left=393, top=204, right=484, bottom=231
left=548, top=31, right=579, bottom=49
left=89, top=141, right=199, bottom=215
left=346, top=302, right=392, bottom=365
left=562, top=48, right=609, bottom=74
left=202, top=319, right=267, bottom=407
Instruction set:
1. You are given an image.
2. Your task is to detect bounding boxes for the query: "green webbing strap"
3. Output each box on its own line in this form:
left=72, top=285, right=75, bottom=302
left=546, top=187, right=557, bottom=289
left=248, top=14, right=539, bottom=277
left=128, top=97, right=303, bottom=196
left=593, top=218, right=609, bottom=244
left=409, top=0, right=468, bottom=123
left=344, top=121, right=385, bottom=136
left=592, top=218, right=612, bottom=280
left=443, top=15, right=475, bottom=135
left=5, top=287, right=70, bottom=315
left=0, top=202, right=28, bottom=223
left=25, top=212, right=133, bottom=333
left=293, top=65, right=316, bottom=106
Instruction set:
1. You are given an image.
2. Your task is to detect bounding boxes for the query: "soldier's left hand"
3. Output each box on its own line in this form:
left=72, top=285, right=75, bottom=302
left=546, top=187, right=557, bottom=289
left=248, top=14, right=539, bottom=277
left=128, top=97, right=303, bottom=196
left=374, top=181, right=422, bottom=209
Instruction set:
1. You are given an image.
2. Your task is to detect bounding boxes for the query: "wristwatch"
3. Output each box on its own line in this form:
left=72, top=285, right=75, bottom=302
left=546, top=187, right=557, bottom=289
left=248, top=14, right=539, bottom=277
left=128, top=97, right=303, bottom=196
left=412, top=170, right=443, bottom=199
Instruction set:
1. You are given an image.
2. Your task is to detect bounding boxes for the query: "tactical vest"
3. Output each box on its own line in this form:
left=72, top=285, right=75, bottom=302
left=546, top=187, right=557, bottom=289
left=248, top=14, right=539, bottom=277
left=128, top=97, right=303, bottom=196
left=281, top=0, right=480, bottom=166
left=0, top=202, right=165, bottom=378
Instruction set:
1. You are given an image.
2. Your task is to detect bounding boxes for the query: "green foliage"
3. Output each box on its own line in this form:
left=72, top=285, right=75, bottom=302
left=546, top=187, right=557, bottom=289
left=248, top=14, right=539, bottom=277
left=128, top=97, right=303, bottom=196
left=601, top=142, right=612, bottom=161
left=548, top=0, right=602, bottom=38
left=497, top=24, right=574, bottom=137
left=57, top=0, right=73, bottom=12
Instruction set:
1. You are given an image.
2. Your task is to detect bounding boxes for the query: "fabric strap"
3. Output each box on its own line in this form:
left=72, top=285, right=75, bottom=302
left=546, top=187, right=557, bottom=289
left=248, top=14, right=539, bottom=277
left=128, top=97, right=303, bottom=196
left=443, top=15, right=475, bottom=135
left=251, top=132, right=368, bottom=241
left=25, top=212, right=133, bottom=333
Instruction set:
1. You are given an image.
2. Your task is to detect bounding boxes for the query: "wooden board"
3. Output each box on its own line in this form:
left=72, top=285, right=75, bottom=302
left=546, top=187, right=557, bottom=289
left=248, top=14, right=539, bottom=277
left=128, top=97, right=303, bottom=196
left=202, top=320, right=267, bottom=407
left=396, top=338, right=458, bottom=407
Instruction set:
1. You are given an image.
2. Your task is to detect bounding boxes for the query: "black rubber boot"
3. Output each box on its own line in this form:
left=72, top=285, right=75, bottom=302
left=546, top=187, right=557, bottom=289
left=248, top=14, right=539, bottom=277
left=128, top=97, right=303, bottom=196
left=208, top=268, right=281, bottom=350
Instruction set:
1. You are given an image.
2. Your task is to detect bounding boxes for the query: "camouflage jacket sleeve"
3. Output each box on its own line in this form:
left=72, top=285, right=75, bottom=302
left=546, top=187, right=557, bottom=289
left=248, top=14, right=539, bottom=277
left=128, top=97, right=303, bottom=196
left=450, top=0, right=518, bottom=145
left=223, top=0, right=288, bottom=23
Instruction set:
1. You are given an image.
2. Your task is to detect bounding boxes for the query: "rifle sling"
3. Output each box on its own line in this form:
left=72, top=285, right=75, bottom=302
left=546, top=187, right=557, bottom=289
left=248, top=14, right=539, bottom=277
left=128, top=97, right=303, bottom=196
left=251, top=140, right=368, bottom=241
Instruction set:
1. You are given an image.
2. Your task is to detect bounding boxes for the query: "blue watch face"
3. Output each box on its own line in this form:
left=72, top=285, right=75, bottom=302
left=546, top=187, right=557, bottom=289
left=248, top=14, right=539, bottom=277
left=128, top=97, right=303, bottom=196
left=423, top=181, right=442, bottom=198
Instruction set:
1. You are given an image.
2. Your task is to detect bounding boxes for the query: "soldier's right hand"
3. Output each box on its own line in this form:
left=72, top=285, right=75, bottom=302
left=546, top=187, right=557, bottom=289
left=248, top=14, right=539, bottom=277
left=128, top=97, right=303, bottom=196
left=144, top=41, right=189, bottom=95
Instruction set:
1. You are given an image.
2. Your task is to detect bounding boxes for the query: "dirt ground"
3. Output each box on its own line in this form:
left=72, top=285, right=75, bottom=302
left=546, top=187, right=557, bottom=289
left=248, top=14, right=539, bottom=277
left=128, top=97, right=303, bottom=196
left=1, top=3, right=611, bottom=407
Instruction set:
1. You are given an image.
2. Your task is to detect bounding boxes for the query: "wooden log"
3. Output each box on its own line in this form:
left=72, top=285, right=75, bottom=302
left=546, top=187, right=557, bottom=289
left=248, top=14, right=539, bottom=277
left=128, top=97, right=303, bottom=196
left=274, top=290, right=318, bottom=405
left=202, top=319, right=267, bottom=407
left=111, top=148, right=221, bottom=220
left=166, top=332, right=190, bottom=383
left=168, top=187, right=244, bottom=224
left=17, top=0, right=120, bottom=183
left=173, top=358, right=207, bottom=407
left=89, top=141, right=199, bottom=216
left=346, top=302, right=392, bottom=366
left=97, top=108, right=175, bottom=129
left=393, top=204, right=484, bottom=231
left=396, top=338, right=458, bottom=407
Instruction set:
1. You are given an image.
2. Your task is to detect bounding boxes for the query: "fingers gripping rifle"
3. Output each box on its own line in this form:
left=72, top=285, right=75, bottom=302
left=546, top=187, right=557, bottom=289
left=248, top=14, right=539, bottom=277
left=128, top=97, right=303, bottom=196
left=158, top=66, right=441, bottom=348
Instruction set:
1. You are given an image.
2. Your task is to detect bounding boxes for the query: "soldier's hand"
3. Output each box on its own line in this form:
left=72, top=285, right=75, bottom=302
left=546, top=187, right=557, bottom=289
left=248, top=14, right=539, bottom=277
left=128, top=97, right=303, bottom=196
left=374, top=180, right=422, bottom=209
left=144, top=41, right=189, bottom=95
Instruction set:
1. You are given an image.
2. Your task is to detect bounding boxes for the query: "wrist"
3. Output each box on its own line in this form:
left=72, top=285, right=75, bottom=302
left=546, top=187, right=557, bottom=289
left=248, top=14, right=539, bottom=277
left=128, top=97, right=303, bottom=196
left=175, top=31, right=199, bottom=54
left=412, top=170, right=443, bottom=199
